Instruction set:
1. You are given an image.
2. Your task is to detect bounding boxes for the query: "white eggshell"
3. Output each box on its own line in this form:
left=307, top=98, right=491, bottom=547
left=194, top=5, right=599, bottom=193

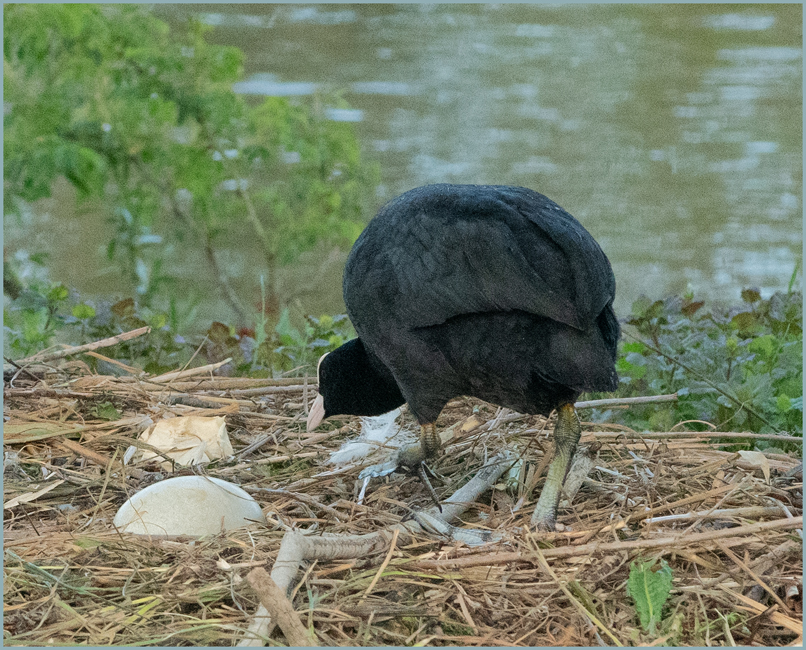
left=113, top=476, right=266, bottom=536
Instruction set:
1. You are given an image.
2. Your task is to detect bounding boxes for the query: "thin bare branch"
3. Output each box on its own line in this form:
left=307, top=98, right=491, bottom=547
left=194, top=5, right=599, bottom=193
left=16, top=326, right=151, bottom=364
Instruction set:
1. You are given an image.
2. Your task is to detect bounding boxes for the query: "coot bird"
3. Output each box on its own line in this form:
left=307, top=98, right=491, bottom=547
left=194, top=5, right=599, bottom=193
left=307, top=184, right=619, bottom=530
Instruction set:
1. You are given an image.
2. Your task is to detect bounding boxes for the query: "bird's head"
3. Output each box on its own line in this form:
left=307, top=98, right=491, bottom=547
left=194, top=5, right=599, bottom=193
left=306, top=338, right=405, bottom=432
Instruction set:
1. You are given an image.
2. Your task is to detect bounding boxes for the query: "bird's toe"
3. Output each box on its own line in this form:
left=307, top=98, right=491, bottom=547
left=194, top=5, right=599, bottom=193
left=532, top=518, right=556, bottom=533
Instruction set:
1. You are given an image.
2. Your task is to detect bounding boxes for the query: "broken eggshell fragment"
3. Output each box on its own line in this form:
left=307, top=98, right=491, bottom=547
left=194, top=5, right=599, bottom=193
left=134, top=415, right=234, bottom=469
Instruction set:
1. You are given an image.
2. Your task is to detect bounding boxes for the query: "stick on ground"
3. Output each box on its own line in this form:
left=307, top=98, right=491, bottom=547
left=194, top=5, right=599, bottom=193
left=245, top=567, right=318, bottom=647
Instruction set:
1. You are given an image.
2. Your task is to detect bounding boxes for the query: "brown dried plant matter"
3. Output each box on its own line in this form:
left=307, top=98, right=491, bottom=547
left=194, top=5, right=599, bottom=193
left=3, top=354, right=802, bottom=647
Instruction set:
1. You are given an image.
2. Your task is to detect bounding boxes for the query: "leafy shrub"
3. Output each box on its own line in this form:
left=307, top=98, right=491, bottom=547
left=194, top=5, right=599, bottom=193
left=201, top=309, right=354, bottom=376
left=4, top=278, right=196, bottom=375
left=4, top=273, right=354, bottom=377
left=3, top=282, right=70, bottom=357
left=607, top=288, right=802, bottom=437
left=268, top=311, right=354, bottom=372
left=4, top=4, right=377, bottom=322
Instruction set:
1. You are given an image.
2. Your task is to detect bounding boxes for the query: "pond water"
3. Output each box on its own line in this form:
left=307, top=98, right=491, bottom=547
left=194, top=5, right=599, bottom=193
left=9, top=4, right=802, bottom=326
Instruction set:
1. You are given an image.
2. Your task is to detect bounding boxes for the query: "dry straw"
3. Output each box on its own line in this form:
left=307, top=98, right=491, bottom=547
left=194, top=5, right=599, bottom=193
left=3, top=339, right=802, bottom=647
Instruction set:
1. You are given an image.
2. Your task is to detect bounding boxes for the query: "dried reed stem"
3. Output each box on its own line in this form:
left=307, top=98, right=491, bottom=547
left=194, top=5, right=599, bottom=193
left=591, top=431, right=802, bottom=444
left=642, top=506, right=785, bottom=525
left=149, top=358, right=233, bottom=383
left=16, top=326, right=151, bottom=364
left=413, top=516, right=803, bottom=570
left=575, top=393, right=678, bottom=409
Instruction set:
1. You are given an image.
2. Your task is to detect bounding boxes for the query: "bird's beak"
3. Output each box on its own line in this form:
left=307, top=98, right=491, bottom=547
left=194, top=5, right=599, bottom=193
left=306, top=394, right=326, bottom=432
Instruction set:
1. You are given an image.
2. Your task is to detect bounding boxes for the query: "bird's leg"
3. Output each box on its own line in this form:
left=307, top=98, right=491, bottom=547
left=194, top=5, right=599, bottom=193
left=398, top=423, right=443, bottom=510
left=530, top=403, right=581, bottom=532
left=420, top=422, right=441, bottom=459
left=397, top=423, right=441, bottom=466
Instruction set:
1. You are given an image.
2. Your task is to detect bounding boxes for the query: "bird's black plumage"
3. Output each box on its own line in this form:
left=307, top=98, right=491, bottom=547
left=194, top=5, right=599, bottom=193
left=317, top=183, right=618, bottom=426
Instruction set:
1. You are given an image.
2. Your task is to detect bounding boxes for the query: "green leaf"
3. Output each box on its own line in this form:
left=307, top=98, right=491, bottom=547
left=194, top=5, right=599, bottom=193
left=71, top=538, right=102, bottom=549
left=741, top=287, right=762, bottom=303
left=622, top=341, right=646, bottom=354
left=616, top=356, right=647, bottom=379
left=72, top=303, right=96, bottom=320
left=777, top=394, right=792, bottom=413
left=788, top=261, right=801, bottom=294
left=46, top=284, right=69, bottom=303
left=725, top=335, right=739, bottom=355
left=3, top=422, right=88, bottom=444
left=20, top=308, right=51, bottom=344
left=92, top=401, right=121, bottom=421
left=627, top=558, right=673, bottom=634
left=748, top=334, right=777, bottom=361
left=148, top=312, right=168, bottom=329
left=731, top=310, right=760, bottom=333
left=275, top=308, right=303, bottom=346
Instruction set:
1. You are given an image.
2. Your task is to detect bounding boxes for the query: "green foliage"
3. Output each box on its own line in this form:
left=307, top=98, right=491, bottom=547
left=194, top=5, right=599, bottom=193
left=3, top=262, right=71, bottom=356
left=3, top=273, right=194, bottom=373
left=71, top=303, right=96, bottom=320
left=2, top=264, right=353, bottom=375
left=84, top=297, right=192, bottom=375
left=627, top=558, right=673, bottom=635
left=201, top=308, right=355, bottom=376
left=607, top=289, right=803, bottom=438
left=245, top=96, right=371, bottom=266
left=268, top=311, right=354, bottom=371
left=92, top=401, right=122, bottom=421
left=4, top=4, right=377, bottom=318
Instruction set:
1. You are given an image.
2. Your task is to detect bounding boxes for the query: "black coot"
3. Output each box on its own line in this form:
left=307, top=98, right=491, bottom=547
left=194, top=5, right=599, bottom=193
left=307, top=184, right=619, bottom=530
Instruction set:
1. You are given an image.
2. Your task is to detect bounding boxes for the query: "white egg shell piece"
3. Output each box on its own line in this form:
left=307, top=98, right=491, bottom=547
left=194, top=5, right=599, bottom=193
left=137, top=415, right=233, bottom=468
left=113, top=476, right=266, bottom=536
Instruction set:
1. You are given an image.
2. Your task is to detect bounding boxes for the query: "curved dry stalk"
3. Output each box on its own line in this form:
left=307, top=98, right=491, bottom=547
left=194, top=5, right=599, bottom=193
left=590, top=430, right=802, bottom=444
left=148, top=358, right=233, bottom=383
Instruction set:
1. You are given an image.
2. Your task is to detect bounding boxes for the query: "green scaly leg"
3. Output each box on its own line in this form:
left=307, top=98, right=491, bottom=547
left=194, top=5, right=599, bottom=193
left=398, top=423, right=443, bottom=510
left=530, top=403, right=581, bottom=532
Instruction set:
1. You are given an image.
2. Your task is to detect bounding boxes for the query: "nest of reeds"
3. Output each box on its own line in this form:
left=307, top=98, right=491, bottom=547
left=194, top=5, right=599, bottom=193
left=3, top=334, right=803, bottom=647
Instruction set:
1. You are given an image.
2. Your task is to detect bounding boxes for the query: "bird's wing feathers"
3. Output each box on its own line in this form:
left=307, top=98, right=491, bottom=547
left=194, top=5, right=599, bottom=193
left=345, top=186, right=614, bottom=333
left=390, top=213, right=579, bottom=327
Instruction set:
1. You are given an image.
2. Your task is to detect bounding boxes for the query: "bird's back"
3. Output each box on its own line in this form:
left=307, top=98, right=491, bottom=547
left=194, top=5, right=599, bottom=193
left=345, top=184, right=613, bottom=330
left=343, top=183, right=618, bottom=422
